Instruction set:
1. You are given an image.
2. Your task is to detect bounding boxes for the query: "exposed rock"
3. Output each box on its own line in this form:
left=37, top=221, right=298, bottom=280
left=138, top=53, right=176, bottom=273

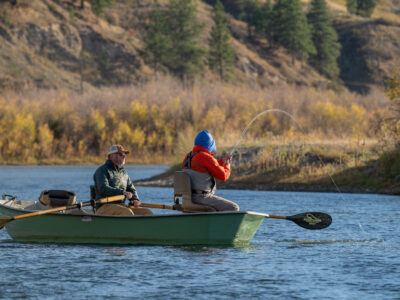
left=335, top=16, right=400, bottom=93
left=0, top=0, right=145, bottom=91
left=0, top=1, right=399, bottom=92
left=17, top=23, right=82, bottom=64
left=0, top=24, right=13, bottom=43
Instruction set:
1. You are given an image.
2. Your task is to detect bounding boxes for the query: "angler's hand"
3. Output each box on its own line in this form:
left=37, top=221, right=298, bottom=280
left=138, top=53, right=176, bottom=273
left=221, top=154, right=232, bottom=166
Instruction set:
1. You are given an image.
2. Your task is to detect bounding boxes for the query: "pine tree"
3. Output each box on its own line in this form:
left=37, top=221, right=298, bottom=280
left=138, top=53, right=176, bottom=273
left=271, top=0, right=316, bottom=61
left=208, top=0, right=235, bottom=80
left=165, top=0, right=206, bottom=82
left=142, top=1, right=172, bottom=74
left=255, top=0, right=273, bottom=37
left=240, top=0, right=259, bottom=37
left=218, top=0, right=247, bottom=17
left=307, top=0, right=341, bottom=79
left=346, top=0, right=376, bottom=17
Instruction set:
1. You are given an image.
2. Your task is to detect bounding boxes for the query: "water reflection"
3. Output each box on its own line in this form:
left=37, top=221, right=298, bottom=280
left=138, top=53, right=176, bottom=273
left=281, top=238, right=385, bottom=244
left=103, top=247, right=127, bottom=256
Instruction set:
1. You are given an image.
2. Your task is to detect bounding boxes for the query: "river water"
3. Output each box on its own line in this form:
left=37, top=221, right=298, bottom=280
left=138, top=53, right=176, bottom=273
left=0, top=165, right=399, bottom=299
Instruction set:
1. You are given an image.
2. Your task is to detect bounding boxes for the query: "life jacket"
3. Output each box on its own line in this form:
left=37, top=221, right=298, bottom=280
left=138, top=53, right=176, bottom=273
left=183, top=150, right=216, bottom=193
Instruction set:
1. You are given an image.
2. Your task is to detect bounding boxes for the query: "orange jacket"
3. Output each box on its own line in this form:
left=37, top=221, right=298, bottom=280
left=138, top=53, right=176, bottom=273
left=182, top=145, right=231, bottom=181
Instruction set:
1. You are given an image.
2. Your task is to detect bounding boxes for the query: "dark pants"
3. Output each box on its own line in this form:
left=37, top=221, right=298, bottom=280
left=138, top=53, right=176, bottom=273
left=192, top=192, right=239, bottom=211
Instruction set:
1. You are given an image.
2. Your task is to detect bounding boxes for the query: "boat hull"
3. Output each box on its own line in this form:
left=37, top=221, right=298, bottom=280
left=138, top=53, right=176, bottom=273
left=0, top=202, right=264, bottom=245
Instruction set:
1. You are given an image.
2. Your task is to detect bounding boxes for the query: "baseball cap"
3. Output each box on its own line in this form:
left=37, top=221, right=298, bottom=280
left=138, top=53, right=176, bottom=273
left=107, top=144, right=130, bottom=156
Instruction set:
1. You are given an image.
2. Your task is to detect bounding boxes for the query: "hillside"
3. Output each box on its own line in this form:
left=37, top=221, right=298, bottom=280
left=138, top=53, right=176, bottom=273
left=0, top=0, right=399, bottom=93
left=336, top=16, right=400, bottom=93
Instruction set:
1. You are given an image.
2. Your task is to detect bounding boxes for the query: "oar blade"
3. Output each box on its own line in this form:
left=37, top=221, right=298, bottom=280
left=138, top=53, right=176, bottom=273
left=0, top=215, right=13, bottom=230
left=287, top=212, right=332, bottom=230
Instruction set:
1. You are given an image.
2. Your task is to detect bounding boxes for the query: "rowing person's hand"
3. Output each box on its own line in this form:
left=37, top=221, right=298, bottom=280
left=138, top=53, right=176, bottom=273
left=129, top=199, right=141, bottom=208
left=124, top=191, right=133, bottom=199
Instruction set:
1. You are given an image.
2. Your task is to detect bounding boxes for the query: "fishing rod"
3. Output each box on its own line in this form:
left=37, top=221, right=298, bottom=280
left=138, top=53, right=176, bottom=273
left=229, top=108, right=343, bottom=196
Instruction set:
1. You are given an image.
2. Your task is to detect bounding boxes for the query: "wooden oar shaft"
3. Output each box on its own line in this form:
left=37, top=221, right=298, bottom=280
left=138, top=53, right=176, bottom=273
left=13, top=206, right=69, bottom=220
left=266, top=214, right=287, bottom=220
left=140, top=203, right=175, bottom=210
left=98, top=195, right=125, bottom=205
left=12, top=195, right=124, bottom=221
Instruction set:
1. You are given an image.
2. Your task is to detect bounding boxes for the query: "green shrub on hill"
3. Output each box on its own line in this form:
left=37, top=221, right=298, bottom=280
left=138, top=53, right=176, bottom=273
left=89, top=0, right=114, bottom=16
left=346, top=0, right=376, bottom=17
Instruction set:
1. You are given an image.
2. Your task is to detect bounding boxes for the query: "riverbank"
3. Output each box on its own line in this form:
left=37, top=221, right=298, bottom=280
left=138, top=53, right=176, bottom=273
left=0, top=154, right=174, bottom=166
left=133, top=145, right=400, bottom=195
left=133, top=168, right=400, bottom=195
left=2, top=142, right=399, bottom=195
left=134, top=174, right=400, bottom=195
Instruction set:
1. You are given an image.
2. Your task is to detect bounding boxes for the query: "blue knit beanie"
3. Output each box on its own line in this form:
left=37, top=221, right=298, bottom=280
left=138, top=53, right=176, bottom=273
left=194, top=130, right=216, bottom=153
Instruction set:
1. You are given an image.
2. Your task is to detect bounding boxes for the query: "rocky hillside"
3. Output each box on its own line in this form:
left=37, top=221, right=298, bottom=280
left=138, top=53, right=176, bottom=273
left=0, top=0, right=399, bottom=93
left=336, top=16, right=400, bottom=93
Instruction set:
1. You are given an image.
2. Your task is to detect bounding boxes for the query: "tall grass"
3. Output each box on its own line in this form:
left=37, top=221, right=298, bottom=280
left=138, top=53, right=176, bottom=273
left=0, top=76, right=389, bottom=164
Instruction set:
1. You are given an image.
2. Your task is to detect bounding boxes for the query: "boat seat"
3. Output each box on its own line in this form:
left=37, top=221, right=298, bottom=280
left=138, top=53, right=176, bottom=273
left=174, top=171, right=215, bottom=213
left=38, top=190, right=76, bottom=208
left=90, top=185, right=96, bottom=201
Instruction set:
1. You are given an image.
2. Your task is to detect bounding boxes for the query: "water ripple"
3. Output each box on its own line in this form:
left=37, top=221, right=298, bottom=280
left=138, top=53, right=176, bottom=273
left=1, top=166, right=400, bottom=299
left=281, top=238, right=385, bottom=244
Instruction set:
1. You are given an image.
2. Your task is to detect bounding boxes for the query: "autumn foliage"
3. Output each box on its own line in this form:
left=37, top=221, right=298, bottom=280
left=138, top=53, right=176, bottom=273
left=0, top=78, right=388, bottom=164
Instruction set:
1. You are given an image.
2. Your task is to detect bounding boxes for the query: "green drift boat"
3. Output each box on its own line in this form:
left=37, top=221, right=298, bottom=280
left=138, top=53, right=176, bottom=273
left=0, top=172, right=332, bottom=245
left=0, top=171, right=267, bottom=246
left=0, top=198, right=265, bottom=246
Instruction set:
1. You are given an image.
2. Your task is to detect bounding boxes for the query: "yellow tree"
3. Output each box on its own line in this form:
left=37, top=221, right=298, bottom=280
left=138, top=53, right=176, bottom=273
left=385, top=73, right=400, bottom=145
left=2, top=112, right=37, bottom=161
left=37, top=123, right=54, bottom=159
left=379, top=72, right=400, bottom=178
left=85, top=109, right=106, bottom=155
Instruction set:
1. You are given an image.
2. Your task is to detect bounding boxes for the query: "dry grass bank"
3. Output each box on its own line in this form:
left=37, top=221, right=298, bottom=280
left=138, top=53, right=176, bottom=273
left=0, top=77, right=390, bottom=164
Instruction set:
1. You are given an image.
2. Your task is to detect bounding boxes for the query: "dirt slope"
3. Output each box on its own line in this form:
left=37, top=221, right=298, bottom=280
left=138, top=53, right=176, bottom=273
left=0, top=0, right=399, bottom=92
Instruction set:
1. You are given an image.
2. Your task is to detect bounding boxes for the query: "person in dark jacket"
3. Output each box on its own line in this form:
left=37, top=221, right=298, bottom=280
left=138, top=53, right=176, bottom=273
left=182, top=130, right=239, bottom=211
left=93, top=144, right=152, bottom=215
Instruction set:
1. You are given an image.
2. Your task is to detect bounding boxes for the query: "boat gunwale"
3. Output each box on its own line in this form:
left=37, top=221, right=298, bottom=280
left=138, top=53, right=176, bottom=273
left=0, top=200, right=262, bottom=220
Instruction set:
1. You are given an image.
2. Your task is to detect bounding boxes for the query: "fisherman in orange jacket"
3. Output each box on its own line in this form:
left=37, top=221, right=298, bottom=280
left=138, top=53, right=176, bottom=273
left=182, top=130, right=239, bottom=211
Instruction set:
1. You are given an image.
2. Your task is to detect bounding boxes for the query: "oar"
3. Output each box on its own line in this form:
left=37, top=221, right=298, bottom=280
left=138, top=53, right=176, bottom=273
left=0, top=195, right=125, bottom=230
left=258, top=211, right=332, bottom=230
left=140, top=203, right=178, bottom=210
left=139, top=203, right=332, bottom=230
